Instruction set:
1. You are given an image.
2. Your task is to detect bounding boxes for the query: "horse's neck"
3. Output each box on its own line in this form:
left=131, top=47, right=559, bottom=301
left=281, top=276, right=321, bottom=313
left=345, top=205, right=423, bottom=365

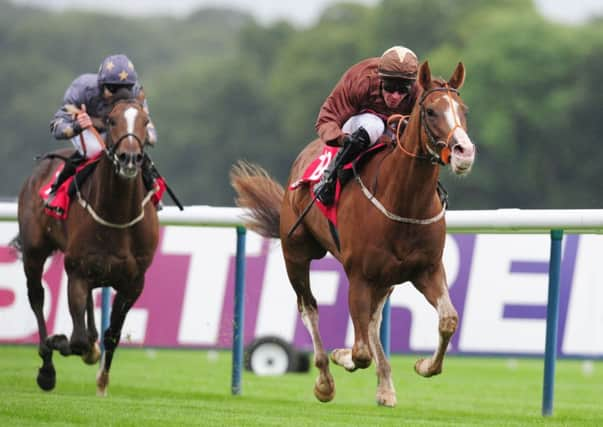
left=377, top=117, right=440, bottom=216
left=86, top=157, right=146, bottom=218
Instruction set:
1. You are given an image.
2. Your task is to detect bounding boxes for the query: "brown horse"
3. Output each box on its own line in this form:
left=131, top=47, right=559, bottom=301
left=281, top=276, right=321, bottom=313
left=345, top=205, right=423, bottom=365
left=231, top=61, right=475, bottom=407
left=13, top=99, right=159, bottom=396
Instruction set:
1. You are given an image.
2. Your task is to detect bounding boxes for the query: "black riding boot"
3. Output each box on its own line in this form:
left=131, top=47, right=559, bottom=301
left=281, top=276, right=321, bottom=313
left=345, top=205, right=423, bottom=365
left=45, top=152, right=84, bottom=207
left=314, top=127, right=371, bottom=206
left=314, top=148, right=346, bottom=206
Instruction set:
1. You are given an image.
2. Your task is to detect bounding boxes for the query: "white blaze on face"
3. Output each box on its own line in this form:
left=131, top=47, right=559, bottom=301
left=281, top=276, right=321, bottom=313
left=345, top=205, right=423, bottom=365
left=124, top=107, right=138, bottom=137
left=442, top=95, right=472, bottom=150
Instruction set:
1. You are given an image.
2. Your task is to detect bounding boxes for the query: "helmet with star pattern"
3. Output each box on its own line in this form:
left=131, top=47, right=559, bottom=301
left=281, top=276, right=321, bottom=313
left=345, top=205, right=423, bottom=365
left=97, top=54, right=138, bottom=89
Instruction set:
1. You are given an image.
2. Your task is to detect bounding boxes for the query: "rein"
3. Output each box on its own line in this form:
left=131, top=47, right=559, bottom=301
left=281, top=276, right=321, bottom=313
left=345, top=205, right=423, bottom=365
left=392, top=85, right=460, bottom=166
left=69, top=102, right=156, bottom=228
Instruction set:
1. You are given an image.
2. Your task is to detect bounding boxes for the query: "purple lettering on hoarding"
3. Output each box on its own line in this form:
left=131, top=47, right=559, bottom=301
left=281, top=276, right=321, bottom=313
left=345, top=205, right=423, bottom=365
left=1, top=225, right=599, bottom=358
left=135, top=229, right=190, bottom=346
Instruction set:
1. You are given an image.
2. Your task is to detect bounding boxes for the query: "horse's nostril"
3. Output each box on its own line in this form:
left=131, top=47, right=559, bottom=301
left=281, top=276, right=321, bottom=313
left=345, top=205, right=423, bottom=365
left=118, top=153, right=128, bottom=163
left=135, top=154, right=144, bottom=164
left=453, top=144, right=465, bottom=155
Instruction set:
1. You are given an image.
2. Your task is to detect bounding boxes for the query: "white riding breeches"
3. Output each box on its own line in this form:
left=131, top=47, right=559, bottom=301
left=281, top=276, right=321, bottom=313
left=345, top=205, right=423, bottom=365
left=70, top=130, right=105, bottom=159
left=341, top=113, right=385, bottom=146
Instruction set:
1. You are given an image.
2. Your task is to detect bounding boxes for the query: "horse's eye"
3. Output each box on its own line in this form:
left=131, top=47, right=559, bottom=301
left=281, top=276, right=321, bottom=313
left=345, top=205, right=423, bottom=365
left=107, top=118, right=116, bottom=127
left=426, top=108, right=436, bottom=117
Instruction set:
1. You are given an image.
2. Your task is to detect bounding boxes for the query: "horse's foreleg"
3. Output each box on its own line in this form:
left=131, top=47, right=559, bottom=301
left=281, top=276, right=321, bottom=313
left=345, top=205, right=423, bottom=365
left=367, top=288, right=396, bottom=407
left=414, top=266, right=458, bottom=377
left=82, top=290, right=100, bottom=365
left=96, top=290, right=137, bottom=397
left=24, top=253, right=56, bottom=391
left=66, top=277, right=91, bottom=356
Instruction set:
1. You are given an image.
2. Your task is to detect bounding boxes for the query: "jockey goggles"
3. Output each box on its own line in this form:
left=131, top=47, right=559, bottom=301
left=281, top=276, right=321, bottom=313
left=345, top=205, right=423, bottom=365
left=104, top=83, right=134, bottom=94
left=381, top=78, right=414, bottom=94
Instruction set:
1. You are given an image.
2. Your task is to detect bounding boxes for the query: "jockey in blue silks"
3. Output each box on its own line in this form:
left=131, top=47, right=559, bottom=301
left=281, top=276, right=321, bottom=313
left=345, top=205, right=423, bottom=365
left=47, top=54, right=159, bottom=206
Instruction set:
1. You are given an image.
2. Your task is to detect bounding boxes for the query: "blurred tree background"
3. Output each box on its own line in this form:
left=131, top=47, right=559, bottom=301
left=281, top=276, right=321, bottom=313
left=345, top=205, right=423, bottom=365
left=0, top=0, right=601, bottom=208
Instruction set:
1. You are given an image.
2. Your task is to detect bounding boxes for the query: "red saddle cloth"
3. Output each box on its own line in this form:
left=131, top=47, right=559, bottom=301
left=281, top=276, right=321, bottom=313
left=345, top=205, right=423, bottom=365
left=40, top=155, right=167, bottom=220
left=289, top=143, right=386, bottom=226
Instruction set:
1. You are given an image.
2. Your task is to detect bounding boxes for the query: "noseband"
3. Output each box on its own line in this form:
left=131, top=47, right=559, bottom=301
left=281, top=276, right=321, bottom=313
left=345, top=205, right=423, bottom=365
left=104, top=105, right=147, bottom=172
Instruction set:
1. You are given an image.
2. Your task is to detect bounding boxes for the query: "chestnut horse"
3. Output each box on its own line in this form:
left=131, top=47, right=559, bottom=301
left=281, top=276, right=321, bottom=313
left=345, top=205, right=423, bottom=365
left=13, top=99, right=159, bottom=396
left=231, top=61, right=475, bottom=407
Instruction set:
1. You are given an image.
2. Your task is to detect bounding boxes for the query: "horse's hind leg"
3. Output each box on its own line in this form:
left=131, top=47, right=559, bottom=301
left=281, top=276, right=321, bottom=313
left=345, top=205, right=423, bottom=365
left=284, top=254, right=335, bottom=403
left=413, top=263, right=458, bottom=377
left=23, top=249, right=56, bottom=390
left=96, top=289, right=140, bottom=397
left=81, top=290, right=101, bottom=365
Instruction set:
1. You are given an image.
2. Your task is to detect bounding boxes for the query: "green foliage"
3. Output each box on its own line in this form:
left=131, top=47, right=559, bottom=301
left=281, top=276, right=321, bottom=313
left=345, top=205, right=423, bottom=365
left=1, top=0, right=602, bottom=208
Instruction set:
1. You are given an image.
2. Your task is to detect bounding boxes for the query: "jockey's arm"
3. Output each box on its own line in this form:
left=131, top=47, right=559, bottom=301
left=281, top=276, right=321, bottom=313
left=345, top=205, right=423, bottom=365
left=136, top=86, right=157, bottom=146
left=50, top=104, right=82, bottom=140
left=315, top=70, right=363, bottom=147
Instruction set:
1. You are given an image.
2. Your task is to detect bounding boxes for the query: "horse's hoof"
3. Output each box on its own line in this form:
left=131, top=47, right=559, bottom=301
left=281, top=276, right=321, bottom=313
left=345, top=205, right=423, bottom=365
left=81, top=342, right=101, bottom=365
left=376, top=391, right=397, bottom=407
left=414, top=358, right=441, bottom=377
left=330, top=349, right=356, bottom=372
left=37, top=365, right=56, bottom=391
left=313, top=374, right=335, bottom=402
left=96, top=370, right=109, bottom=397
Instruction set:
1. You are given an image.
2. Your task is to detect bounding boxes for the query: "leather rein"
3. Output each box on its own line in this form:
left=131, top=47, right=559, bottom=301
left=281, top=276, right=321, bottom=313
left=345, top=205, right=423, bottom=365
left=352, top=86, right=461, bottom=225
left=72, top=104, right=156, bottom=229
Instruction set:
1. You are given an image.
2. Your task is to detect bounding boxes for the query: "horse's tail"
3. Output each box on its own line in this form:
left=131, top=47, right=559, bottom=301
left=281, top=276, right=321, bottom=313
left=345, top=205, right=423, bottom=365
left=230, top=161, right=284, bottom=239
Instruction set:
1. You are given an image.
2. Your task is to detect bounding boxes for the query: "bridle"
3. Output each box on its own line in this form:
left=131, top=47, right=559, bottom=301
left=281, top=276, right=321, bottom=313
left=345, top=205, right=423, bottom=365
left=394, top=85, right=461, bottom=166
left=103, top=101, right=147, bottom=173
left=353, top=85, right=462, bottom=225
left=73, top=101, right=156, bottom=228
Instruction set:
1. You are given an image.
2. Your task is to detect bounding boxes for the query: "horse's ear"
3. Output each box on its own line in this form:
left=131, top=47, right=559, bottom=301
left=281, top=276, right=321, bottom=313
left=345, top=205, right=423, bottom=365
left=418, top=61, right=431, bottom=89
left=448, top=62, right=465, bottom=90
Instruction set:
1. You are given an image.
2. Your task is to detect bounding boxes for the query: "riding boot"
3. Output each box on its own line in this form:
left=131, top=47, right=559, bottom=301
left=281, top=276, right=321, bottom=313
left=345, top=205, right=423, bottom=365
left=314, top=127, right=371, bottom=206
left=314, top=148, right=345, bottom=206
left=45, top=152, right=84, bottom=207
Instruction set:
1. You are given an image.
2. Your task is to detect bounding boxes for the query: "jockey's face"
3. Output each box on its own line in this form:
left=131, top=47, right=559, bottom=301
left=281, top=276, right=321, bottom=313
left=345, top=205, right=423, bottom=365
left=381, top=78, right=414, bottom=109
left=102, top=84, right=134, bottom=100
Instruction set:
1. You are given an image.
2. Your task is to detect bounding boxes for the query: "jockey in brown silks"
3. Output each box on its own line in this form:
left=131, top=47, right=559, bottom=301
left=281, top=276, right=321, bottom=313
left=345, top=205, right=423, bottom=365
left=313, top=46, right=420, bottom=206
left=46, top=54, right=160, bottom=208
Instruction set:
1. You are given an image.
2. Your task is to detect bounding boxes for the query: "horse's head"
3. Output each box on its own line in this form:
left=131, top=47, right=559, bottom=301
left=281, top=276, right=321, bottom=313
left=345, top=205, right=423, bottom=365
left=104, top=99, right=148, bottom=179
left=416, top=61, right=475, bottom=175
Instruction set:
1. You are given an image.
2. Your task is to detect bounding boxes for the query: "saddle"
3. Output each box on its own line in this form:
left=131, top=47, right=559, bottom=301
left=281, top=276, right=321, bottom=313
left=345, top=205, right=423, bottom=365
left=290, top=142, right=389, bottom=226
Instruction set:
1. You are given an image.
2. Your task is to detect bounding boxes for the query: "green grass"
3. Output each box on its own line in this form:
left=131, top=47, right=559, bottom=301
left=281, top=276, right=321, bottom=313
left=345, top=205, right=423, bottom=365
left=0, top=345, right=601, bottom=426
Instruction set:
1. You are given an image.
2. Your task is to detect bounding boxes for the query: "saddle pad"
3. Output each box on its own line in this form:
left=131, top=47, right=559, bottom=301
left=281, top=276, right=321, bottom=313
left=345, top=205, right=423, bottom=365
left=40, top=156, right=167, bottom=220
left=289, top=142, right=388, bottom=226
left=40, top=156, right=101, bottom=220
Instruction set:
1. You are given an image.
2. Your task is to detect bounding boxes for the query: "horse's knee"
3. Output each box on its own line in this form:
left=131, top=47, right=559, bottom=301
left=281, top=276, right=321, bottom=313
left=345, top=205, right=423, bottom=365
left=352, top=342, right=372, bottom=369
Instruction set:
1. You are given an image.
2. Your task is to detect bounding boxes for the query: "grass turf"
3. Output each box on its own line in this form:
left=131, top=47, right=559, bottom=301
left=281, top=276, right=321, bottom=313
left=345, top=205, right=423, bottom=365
left=0, top=345, right=601, bottom=426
